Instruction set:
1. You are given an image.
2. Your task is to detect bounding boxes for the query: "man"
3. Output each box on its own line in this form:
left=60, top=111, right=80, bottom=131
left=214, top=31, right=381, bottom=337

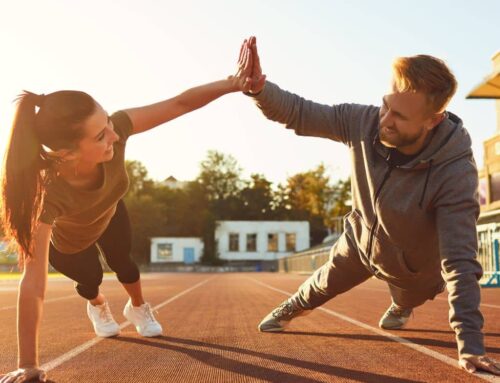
left=239, top=36, right=500, bottom=376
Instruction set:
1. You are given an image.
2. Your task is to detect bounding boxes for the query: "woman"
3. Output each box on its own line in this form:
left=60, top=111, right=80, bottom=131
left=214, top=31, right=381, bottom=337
left=0, top=40, right=254, bottom=382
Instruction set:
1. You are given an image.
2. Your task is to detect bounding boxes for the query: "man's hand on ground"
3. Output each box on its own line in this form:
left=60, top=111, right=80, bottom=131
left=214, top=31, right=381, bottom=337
left=459, top=354, right=500, bottom=375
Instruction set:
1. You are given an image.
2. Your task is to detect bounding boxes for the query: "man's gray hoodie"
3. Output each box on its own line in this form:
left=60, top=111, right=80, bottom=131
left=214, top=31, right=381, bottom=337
left=252, top=81, right=484, bottom=357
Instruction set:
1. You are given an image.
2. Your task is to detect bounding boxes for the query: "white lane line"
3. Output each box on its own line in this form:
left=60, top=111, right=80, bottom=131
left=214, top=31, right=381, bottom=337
left=0, top=287, right=18, bottom=292
left=355, top=286, right=500, bottom=310
left=0, top=294, right=78, bottom=311
left=249, top=277, right=499, bottom=383
left=40, top=276, right=216, bottom=372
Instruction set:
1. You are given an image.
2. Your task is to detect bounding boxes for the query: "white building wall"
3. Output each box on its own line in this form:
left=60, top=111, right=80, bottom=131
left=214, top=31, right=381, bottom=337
left=150, top=237, right=203, bottom=263
left=215, top=221, right=309, bottom=261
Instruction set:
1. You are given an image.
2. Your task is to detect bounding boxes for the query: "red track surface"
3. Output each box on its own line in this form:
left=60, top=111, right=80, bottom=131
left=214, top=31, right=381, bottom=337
left=0, top=273, right=499, bottom=382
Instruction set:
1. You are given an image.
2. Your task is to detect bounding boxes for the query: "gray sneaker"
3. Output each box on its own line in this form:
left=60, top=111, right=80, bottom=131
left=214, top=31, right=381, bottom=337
left=258, top=298, right=310, bottom=332
left=379, top=303, right=413, bottom=330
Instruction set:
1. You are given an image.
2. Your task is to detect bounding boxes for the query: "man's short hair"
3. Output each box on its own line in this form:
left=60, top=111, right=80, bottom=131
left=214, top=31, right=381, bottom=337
left=392, top=55, right=457, bottom=113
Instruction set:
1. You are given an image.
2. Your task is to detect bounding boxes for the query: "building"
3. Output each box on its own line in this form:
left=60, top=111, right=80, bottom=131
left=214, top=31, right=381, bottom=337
left=467, top=51, right=500, bottom=221
left=215, top=221, right=310, bottom=269
left=150, top=237, right=203, bottom=264
left=160, top=175, right=188, bottom=190
left=457, top=51, right=500, bottom=286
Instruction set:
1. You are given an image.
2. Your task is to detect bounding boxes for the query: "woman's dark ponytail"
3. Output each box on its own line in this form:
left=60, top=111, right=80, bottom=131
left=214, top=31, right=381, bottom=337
left=1, top=91, right=45, bottom=261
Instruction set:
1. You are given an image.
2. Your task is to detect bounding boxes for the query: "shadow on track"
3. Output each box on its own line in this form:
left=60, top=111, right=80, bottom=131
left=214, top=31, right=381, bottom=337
left=110, top=335, right=425, bottom=383
left=282, top=331, right=500, bottom=353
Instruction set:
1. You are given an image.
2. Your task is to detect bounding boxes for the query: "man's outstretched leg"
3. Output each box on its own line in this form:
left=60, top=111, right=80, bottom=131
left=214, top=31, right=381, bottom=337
left=258, top=232, right=372, bottom=332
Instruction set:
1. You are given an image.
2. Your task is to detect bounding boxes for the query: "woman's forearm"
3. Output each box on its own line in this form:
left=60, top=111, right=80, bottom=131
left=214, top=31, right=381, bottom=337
left=17, top=278, right=45, bottom=368
left=176, top=77, right=239, bottom=111
left=125, top=77, right=241, bottom=134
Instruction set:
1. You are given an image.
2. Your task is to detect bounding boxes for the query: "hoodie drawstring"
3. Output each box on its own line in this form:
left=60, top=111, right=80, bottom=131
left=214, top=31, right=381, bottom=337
left=418, top=159, right=433, bottom=209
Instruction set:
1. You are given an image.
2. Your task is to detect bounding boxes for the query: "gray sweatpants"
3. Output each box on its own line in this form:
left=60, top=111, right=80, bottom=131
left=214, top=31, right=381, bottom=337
left=293, top=231, right=445, bottom=310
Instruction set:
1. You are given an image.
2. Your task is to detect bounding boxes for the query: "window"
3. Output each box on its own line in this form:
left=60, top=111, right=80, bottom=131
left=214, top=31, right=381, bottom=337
left=246, top=233, right=257, bottom=252
left=229, top=233, right=239, bottom=251
left=267, top=233, right=278, bottom=252
left=478, top=177, right=487, bottom=206
left=286, top=233, right=296, bottom=252
left=491, top=173, right=500, bottom=203
left=157, top=243, right=173, bottom=261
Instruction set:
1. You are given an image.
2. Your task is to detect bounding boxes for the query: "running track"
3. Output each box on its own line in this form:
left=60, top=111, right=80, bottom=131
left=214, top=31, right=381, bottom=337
left=0, top=273, right=499, bottom=382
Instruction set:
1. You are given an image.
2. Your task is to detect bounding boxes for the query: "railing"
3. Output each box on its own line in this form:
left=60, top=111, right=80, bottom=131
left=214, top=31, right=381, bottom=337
left=278, top=243, right=331, bottom=274
left=280, top=226, right=500, bottom=288
left=477, top=223, right=500, bottom=287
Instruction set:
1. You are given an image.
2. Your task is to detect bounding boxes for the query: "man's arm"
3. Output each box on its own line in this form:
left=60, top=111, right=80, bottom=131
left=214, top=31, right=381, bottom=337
left=435, top=159, right=500, bottom=375
left=251, top=81, right=370, bottom=146
left=242, top=36, right=374, bottom=146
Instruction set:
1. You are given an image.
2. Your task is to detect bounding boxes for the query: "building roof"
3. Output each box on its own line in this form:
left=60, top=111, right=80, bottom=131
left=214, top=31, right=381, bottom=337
left=467, top=51, right=500, bottom=99
left=467, top=70, right=500, bottom=99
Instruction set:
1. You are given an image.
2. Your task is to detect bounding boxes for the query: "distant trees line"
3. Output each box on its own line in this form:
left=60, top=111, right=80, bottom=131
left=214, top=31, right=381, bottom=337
left=124, top=150, right=351, bottom=265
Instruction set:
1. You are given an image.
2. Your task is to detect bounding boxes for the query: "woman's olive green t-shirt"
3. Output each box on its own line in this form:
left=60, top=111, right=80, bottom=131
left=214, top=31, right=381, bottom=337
left=39, top=111, right=132, bottom=254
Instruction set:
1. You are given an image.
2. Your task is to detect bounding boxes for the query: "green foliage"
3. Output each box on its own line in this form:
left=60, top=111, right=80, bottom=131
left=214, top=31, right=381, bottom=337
left=0, top=246, right=17, bottom=265
left=124, top=194, right=167, bottom=264
left=239, top=174, right=276, bottom=220
left=275, top=164, right=345, bottom=245
left=126, top=160, right=155, bottom=196
left=197, top=150, right=242, bottom=201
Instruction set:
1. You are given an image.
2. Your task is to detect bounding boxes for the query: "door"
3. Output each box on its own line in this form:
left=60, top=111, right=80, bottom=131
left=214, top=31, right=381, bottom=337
left=183, top=247, right=195, bottom=264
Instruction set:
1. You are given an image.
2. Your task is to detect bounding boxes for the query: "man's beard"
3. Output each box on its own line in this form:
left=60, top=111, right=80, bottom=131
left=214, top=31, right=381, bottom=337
left=379, top=125, right=426, bottom=149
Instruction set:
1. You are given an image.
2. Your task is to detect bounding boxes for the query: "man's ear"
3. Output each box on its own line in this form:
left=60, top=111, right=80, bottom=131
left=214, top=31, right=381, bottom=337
left=427, top=112, right=446, bottom=131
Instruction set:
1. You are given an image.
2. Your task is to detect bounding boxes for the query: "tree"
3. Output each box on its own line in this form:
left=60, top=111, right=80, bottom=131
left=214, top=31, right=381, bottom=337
left=279, top=164, right=341, bottom=245
left=124, top=194, right=166, bottom=264
left=151, top=181, right=209, bottom=238
left=197, top=150, right=243, bottom=201
left=239, top=174, right=275, bottom=220
left=124, top=160, right=163, bottom=264
left=125, top=160, right=155, bottom=197
left=195, top=150, right=244, bottom=264
left=332, top=178, right=351, bottom=216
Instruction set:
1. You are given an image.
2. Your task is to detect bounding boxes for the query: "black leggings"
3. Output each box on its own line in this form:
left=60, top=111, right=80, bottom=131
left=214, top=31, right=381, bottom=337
left=49, top=200, right=140, bottom=300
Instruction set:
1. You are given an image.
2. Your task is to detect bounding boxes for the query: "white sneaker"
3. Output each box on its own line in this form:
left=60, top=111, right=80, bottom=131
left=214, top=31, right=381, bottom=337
left=123, top=299, right=163, bottom=337
left=86, top=301, right=120, bottom=337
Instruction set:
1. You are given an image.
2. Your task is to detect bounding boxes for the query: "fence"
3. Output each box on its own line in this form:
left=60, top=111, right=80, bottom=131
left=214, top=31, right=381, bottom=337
left=477, top=223, right=500, bottom=287
left=280, top=226, right=500, bottom=288
left=278, top=243, right=331, bottom=274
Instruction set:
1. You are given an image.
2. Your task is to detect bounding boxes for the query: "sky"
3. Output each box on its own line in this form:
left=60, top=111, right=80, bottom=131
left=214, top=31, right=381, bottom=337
left=0, top=0, right=499, bottom=185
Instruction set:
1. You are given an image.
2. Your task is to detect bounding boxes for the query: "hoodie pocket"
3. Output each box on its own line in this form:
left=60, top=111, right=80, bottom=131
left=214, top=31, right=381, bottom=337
left=370, top=228, right=419, bottom=280
left=346, top=209, right=418, bottom=280
left=345, top=210, right=370, bottom=257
